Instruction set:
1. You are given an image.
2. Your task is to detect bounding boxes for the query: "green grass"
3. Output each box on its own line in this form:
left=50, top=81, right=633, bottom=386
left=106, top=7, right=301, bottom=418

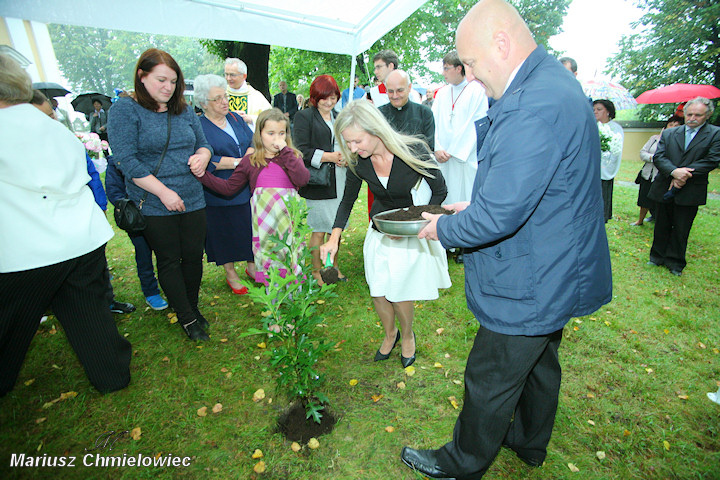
left=2, top=186, right=720, bottom=480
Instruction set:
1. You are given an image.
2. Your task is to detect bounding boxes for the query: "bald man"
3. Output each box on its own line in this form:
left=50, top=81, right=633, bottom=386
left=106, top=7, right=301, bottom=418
left=379, top=70, right=435, bottom=150
left=404, top=1, right=612, bottom=478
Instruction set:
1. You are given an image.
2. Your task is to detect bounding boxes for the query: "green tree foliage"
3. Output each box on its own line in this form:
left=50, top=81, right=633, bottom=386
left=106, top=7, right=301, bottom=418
left=48, top=24, right=223, bottom=96
left=199, top=40, right=272, bottom=101
left=264, top=0, right=570, bottom=98
left=607, top=0, right=720, bottom=121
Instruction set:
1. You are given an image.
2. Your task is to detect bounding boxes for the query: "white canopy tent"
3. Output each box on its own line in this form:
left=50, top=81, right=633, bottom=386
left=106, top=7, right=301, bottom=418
left=1, top=0, right=427, bottom=93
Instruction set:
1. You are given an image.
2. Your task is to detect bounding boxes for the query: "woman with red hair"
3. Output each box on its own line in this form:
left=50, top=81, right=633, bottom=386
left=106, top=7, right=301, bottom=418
left=293, top=75, right=349, bottom=284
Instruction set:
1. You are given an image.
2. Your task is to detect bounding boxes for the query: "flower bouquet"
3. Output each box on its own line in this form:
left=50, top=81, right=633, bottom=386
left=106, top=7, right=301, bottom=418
left=75, top=132, right=109, bottom=173
left=597, top=122, right=622, bottom=155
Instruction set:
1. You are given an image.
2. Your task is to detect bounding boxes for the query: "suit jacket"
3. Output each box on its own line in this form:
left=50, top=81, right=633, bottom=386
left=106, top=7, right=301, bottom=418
left=293, top=106, right=338, bottom=200
left=272, top=92, right=299, bottom=120
left=90, top=109, right=107, bottom=134
left=0, top=104, right=113, bottom=273
left=437, top=45, right=612, bottom=336
left=648, top=123, right=720, bottom=206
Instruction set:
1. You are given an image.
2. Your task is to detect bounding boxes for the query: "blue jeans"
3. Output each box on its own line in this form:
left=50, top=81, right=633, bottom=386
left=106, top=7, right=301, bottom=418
left=129, top=233, right=160, bottom=297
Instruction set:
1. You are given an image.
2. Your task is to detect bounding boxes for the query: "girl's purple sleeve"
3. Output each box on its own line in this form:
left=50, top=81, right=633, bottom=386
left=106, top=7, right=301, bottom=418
left=198, top=162, right=249, bottom=196
left=275, top=147, right=310, bottom=188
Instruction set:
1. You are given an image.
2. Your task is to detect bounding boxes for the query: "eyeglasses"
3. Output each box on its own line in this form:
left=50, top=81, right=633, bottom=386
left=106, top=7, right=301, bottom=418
left=373, top=63, right=387, bottom=71
left=224, top=72, right=242, bottom=78
left=209, top=94, right=229, bottom=103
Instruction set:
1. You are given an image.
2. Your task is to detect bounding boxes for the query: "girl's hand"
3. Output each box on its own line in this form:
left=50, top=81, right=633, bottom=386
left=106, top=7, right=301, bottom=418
left=188, top=149, right=211, bottom=176
left=159, top=188, right=186, bottom=212
left=272, top=138, right=287, bottom=152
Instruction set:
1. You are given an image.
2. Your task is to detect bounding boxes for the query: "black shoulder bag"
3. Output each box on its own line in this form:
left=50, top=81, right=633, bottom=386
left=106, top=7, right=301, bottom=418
left=114, top=114, right=172, bottom=233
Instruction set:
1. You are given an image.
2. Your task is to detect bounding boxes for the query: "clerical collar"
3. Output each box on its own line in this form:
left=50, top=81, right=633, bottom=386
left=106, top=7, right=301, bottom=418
left=393, top=102, right=410, bottom=111
left=502, top=59, right=526, bottom=96
left=228, top=83, right=249, bottom=94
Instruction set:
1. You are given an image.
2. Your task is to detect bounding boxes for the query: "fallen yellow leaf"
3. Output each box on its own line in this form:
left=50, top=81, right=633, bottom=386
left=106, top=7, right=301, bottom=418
left=397, top=381, right=406, bottom=389
left=253, top=460, right=266, bottom=473
left=257, top=342, right=267, bottom=349
left=385, top=426, right=395, bottom=433
left=261, top=310, right=272, bottom=317
left=213, top=295, right=220, bottom=299
left=371, top=394, right=384, bottom=402
left=587, top=420, right=595, bottom=426
left=221, top=367, right=228, bottom=373
left=162, top=356, right=170, bottom=362
left=169, top=316, right=178, bottom=324
left=130, top=427, right=142, bottom=440
left=405, top=366, right=416, bottom=376
left=645, top=368, right=653, bottom=374
left=316, top=299, right=325, bottom=304
left=604, top=321, right=610, bottom=326
left=568, top=463, right=579, bottom=472
left=251, top=449, right=263, bottom=459
left=663, top=440, right=670, bottom=451
left=212, top=403, right=223, bottom=413
left=664, top=329, right=669, bottom=334
left=586, top=393, right=595, bottom=398
left=698, top=342, right=706, bottom=349
left=596, top=451, right=605, bottom=460
left=24, top=379, right=35, bottom=386
left=197, top=406, right=207, bottom=417
left=677, top=394, right=689, bottom=400
left=220, top=338, right=228, bottom=343
left=349, top=379, right=358, bottom=386
left=291, top=442, right=301, bottom=452
left=225, top=372, right=232, bottom=379
left=59, top=391, right=77, bottom=400
left=436, top=328, right=444, bottom=335
left=434, top=362, right=443, bottom=368
left=573, top=326, right=579, bottom=331
left=623, top=429, right=631, bottom=436
left=308, top=438, right=320, bottom=449
left=35, top=417, right=46, bottom=424
left=445, top=353, right=451, bottom=358
left=448, top=396, right=459, bottom=409
left=452, top=379, right=462, bottom=385
left=253, top=389, right=266, bottom=402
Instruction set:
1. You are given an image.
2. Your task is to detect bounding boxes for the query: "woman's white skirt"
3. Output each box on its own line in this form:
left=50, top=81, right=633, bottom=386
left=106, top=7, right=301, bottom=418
left=363, top=224, right=451, bottom=303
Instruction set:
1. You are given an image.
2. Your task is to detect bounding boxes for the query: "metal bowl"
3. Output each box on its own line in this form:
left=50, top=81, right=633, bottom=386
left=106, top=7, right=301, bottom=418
left=372, top=208, right=431, bottom=237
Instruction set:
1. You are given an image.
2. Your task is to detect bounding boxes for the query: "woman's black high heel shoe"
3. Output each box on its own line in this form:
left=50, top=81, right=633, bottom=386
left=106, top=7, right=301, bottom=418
left=374, top=330, right=401, bottom=361
left=401, top=332, right=416, bottom=368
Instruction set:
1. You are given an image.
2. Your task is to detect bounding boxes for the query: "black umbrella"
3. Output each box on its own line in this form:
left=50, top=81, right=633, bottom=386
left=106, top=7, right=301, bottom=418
left=32, top=82, right=71, bottom=98
left=71, top=93, right=112, bottom=116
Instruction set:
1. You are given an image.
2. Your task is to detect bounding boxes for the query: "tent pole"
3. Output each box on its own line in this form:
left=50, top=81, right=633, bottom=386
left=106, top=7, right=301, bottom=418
left=348, top=55, right=357, bottom=108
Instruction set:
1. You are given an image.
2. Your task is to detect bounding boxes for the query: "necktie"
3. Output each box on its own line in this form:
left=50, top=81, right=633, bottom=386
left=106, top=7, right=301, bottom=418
left=685, top=128, right=695, bottom=149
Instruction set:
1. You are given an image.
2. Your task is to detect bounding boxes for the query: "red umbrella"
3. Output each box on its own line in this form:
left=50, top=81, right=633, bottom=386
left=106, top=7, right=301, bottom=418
left=635, top=83, right=720, bottom=104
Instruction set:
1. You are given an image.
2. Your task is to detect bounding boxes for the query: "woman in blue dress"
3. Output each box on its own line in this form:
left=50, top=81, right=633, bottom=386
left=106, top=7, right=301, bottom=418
left=194, top=74, right=256, bottom=295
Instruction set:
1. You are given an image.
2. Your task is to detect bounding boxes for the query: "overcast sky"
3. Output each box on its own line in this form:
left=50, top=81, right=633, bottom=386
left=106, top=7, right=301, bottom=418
left=549, top=0, right=645, bottom=82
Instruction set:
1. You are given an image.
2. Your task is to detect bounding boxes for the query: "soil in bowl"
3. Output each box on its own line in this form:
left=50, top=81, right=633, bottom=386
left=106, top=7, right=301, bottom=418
left=376, top=205, right=454, bottom=221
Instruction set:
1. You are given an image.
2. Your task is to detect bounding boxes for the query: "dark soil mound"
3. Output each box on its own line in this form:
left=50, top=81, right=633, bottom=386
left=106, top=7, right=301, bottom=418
left=320, top=265, right=339, bottom=284
left=377, top=205, right=454, bottom=221
left=277, top=403, right=337, bottom=442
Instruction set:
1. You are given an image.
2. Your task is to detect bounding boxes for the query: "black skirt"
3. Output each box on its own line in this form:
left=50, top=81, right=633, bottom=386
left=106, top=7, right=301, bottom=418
left=637, top=177, right=655, bottom=209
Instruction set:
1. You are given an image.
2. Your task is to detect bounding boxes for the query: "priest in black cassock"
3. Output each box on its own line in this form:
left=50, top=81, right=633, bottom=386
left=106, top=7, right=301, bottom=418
left=379, top=70, right=435, bottom=150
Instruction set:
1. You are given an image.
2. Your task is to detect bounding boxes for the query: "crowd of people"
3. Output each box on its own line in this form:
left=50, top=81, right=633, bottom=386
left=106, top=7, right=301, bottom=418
left=2, top=0, right=719, bottom=477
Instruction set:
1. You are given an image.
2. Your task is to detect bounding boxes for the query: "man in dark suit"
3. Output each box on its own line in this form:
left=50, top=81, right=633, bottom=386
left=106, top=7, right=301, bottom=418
left=648, top=97, right=720, bottom=276
left=272, top=81, right=298, bottom=123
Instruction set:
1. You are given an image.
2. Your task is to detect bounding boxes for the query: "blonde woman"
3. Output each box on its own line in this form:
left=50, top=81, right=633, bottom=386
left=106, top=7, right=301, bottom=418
left=320, top=100, right=451, bottom=368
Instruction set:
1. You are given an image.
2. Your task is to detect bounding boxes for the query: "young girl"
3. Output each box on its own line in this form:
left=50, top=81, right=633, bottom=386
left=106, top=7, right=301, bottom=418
left=196, top=108, right=310, bottom=285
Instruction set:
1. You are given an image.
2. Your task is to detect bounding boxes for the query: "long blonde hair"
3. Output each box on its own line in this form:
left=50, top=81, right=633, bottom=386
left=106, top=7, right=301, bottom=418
left=334, top=100, right=436, bottom=177
left=249, top=108, right=302, bottom=168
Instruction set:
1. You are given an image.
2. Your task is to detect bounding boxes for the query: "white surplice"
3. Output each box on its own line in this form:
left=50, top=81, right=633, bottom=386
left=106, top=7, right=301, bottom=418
left=432, top=79, right=488, bottom=205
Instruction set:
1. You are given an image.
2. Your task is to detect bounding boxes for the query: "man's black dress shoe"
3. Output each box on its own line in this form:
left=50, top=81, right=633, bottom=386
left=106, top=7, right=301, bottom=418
left=110, top=301, right=136, bottom=314
left=647, top=260, right=662, bottom=267
left=193, top=307, right=210, bottom=329
left=669, top=269, right=682, bottom=276
left=374, top=330, right=400, bottom=361
left=401, top=447, right=455, bottom=479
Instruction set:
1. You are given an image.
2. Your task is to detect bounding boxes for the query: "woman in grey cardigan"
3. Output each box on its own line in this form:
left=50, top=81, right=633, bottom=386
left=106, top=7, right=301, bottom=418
left=108, top=48, right=213, bottom=341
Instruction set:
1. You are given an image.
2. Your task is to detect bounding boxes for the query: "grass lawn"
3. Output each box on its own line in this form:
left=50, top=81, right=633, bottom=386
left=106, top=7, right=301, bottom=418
left=2, top=179, right=720, bottom=480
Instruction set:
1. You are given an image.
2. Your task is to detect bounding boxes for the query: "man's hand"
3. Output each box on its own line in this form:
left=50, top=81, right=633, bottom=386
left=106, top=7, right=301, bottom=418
left=418, top=212, right=442, bottom=240
left=671, top=167, right=694, bottom=185
left=238, top=112, right=253, bottom=124
left=443, top=201, right=470, bottom=213
left=434, top=150, right=451, bottom=163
